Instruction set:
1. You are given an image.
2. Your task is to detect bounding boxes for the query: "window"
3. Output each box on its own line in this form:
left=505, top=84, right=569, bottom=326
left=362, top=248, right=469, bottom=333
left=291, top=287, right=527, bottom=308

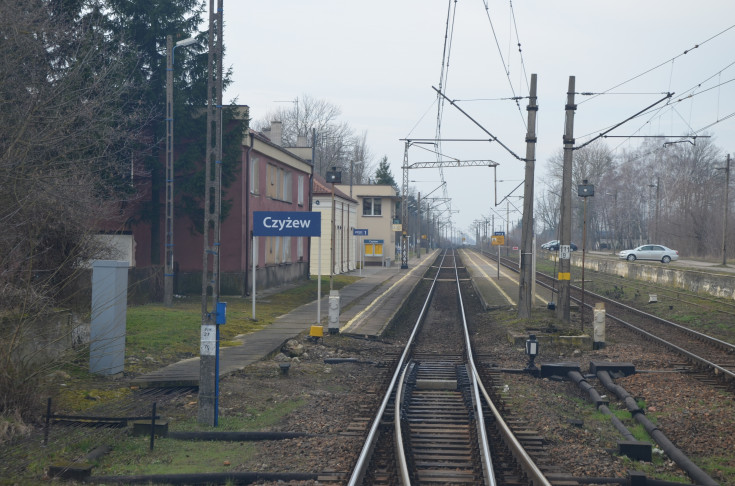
left=364, top=242, right=383, bottom=256
left=250, top=156, right=260, bottom=194
left=297, top=175, right=304, bottom=205
left=363, top=197, right=382, bottom=216
left=297, top=237, right=304, bottom=260
left=267, top=164, right=278, bottom=199
left=283, top=171, right=292, bottom=202
left=283, top=236, right=291, bottom=261
left=266, top=164, right=292, bottom=202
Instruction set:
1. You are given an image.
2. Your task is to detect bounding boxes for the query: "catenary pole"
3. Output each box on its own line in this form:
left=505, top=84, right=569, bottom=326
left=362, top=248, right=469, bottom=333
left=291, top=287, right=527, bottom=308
left=518, top=73, right=538, bottom=318
left=556, top=76, right=576, bottom=323
left=198, top=0, right=223, bottom=426
left=722, top=154, right=731, bottom=266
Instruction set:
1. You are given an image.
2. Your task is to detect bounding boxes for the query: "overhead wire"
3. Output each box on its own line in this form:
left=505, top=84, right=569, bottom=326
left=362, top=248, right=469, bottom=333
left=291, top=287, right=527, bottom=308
left=509, top=0, right=530, bottom=94
left=576, top=55, right=735, bottom=145
left=435, top=0, right=459, bottom=212
left=578, top=23, right=735, bottom=105
left=579, top=72, right=735, bottom=150
left=478, top=0, right=526, bottom=127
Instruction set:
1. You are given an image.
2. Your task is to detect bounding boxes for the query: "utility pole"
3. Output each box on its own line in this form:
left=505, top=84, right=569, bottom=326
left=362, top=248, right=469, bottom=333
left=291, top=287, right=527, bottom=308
left=401, top=141, right=409, bottom=269
left=557, top=76, right=576, bottom=323
left=417, top=192, right=421, bottom=258
left=655, top=177, right=660, bottom=242
left=165, top=35, right=175, bottom=307
left=518, top=73, right=538, bottom=318
left=721, top=154, right=731, bottom=266
left=198, top=0, right=223, bottom=426
left=164, top=35, right=197, bottom=307
left=330, top=178, right=336, bottom=290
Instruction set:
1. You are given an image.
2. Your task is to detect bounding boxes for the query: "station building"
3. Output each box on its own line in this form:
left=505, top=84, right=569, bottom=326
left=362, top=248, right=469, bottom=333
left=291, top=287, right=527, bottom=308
left=335, top=183, right=401, bottom=267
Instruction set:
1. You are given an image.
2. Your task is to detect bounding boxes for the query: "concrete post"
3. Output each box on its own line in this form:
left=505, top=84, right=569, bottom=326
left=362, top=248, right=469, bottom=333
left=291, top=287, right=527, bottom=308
left=518, top=73, right=538, bottom=318
left=557, top=76, right=576, bottom=323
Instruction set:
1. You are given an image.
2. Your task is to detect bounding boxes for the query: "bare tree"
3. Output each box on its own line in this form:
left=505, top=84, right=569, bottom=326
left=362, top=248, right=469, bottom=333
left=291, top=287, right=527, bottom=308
left=254, top=94, right=375, bottom=179
left=348, top=131, right=375, bottom=185
left=539, top=133, right=731, bottom=257
left=541, top=140, right=616, bottom=243
left=0, top=0, right=149, bottom=418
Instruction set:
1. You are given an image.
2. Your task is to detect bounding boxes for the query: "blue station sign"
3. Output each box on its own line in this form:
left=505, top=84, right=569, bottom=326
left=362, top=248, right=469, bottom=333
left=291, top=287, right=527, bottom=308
left=353, top=229, right=369, bottom=236
left=253, top=211, right=322, bottom=237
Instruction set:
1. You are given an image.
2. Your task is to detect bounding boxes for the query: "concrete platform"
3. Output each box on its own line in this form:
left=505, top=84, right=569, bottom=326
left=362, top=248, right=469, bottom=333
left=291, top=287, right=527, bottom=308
left=130, top=251, right=438, bottom=388
left=459, top=249, right=551, bottom=310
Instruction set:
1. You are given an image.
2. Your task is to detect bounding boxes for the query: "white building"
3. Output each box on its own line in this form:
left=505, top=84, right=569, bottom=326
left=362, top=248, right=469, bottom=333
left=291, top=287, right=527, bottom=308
left=310, top=175, right=358, bottom=276
left=335, top=184, right=400, bottom=267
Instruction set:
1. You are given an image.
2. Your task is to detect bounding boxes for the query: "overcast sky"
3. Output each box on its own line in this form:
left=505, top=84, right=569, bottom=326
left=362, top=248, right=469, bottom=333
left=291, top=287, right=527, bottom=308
left=221, top=1, right=735, bottom=235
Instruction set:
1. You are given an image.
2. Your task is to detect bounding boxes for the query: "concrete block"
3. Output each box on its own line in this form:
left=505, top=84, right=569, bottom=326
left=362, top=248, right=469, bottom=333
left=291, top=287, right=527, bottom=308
left=48, top=463, right=92, bottom=481
left=619, top=441, right=652, bottom=462
left=590, top=361, right=636, bottom=376
left=540, top=362, right=580, bottom=379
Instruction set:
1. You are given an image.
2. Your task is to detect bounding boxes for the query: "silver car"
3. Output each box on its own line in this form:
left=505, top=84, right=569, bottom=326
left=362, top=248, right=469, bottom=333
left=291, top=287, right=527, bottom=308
left=619, top=244, right=679, bottom=263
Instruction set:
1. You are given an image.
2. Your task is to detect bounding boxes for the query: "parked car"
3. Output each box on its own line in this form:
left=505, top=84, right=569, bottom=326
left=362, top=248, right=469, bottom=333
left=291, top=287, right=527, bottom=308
left=619, top=244, right=679, bottom=263
left=547, top=241, right=577, bottom=251
left=541, top=240, right=558, bottom=250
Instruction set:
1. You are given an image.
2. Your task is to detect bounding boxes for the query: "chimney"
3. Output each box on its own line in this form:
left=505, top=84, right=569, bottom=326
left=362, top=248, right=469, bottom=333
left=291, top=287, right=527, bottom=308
left=270, top=121, right=283, bottom=146
left=296, top=135, right=308, bottom=147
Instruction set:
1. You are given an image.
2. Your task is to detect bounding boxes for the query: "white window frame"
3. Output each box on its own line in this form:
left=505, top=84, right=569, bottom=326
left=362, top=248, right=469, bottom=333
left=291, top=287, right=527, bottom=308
left=297, top=175, right=304, bottom=205
left=250, top=156, right=260, bottom=194
left=363, top=197, right=382, bottom=216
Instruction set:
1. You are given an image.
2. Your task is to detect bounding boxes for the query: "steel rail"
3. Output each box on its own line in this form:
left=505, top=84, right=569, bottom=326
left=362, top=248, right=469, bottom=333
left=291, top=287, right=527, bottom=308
left=532, top=268, right=735, bottom=356
left=531, top=270, right=735, bottom=381
left=486, top=248, right=735, bottom=364
left=393, top=248, right=496, bottom=484
left=573, top=279, right=735, bottom=354
left=455, top=257, right=496, bottom=486
left=603, top=311, right=735, bottom=380
left=462, top=251, right=551, bottom=486
left=394, top=360, right=413, bottom=485
left=346, top=250, right=447, bottom=486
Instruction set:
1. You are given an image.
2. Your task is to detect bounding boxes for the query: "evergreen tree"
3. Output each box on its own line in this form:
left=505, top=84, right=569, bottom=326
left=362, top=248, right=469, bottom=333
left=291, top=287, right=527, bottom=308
left=88, top=0, right=245, bottom=259
left=374, top=156, right=398, bottom=189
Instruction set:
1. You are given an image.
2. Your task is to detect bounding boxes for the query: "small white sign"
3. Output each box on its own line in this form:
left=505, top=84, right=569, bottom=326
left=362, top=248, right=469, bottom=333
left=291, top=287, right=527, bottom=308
left=560, top=245, right=571, bottom=259
left=200, top=324, right=216, bottom=356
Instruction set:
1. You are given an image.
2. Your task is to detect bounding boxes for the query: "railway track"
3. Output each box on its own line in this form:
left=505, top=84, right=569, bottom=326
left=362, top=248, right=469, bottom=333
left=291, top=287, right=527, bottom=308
left=348, top=249, right=550, bottom=486
left=480, top=248, right=735, bottom=387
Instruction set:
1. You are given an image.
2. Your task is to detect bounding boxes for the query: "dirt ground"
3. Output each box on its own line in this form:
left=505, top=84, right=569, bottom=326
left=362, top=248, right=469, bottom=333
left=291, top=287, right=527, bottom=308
left=153, top=286, right=735, bottom=485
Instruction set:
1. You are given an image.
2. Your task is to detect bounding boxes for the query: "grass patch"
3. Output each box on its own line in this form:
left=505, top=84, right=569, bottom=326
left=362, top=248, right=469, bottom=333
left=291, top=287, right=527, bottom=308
left=175, top=399, right=306, bottom=432
left=57, top=275, right=359, bottom=378
left=56, top=386, right=132, bottom=412
left=96, top=436, right=257, bottom=476
left=93, top=398, right=307, bottom=477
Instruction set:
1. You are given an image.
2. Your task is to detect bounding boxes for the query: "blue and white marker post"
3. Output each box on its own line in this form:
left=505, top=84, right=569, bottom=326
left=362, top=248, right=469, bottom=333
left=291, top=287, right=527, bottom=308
left=252, top=211, right=322, bottom=320
left=353, top=229, right=368, bottom=276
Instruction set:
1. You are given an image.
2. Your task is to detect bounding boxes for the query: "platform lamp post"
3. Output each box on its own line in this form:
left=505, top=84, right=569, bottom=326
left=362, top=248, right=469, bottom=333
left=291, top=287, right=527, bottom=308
left=578, top=180, right=594, bottom=331
left=164, top=35, right=198, bottom=307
